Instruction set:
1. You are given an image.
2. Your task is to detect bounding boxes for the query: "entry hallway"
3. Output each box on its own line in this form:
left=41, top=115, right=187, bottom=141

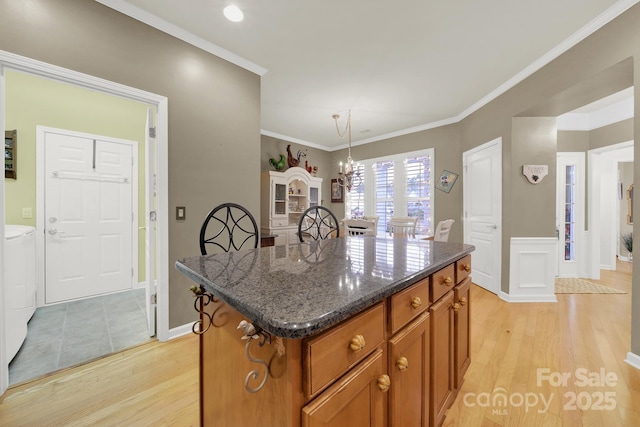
left=0, top=263, right=638, bottom=426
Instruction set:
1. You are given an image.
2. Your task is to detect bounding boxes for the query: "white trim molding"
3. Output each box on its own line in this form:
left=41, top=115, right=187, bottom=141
left=507, top=237, right=558, bottom=303
left=169, top=323, right=194, bottom=340
left=625, top=352, right=640, bottom=371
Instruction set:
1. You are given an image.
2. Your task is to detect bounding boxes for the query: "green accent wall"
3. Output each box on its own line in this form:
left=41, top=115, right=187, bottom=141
left=5, top=70, right=148, bottom=282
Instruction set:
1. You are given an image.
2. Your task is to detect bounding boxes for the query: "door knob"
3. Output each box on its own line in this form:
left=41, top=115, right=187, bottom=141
left=47, top=228, right=65, bottom=235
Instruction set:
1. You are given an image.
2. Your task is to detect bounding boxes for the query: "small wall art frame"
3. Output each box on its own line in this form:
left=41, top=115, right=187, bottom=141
left=436, top=170, right=458, bottom=193
left=331, top=178, right=344, bottom=203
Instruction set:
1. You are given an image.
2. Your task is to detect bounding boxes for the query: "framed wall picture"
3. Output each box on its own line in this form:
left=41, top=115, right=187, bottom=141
left=331, top=178, right=344, bottom=203
left=436, top=170, right=458, bottom=193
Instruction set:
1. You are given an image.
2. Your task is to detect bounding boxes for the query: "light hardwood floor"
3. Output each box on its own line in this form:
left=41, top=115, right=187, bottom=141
left=0, top=262, right=638, bottom=426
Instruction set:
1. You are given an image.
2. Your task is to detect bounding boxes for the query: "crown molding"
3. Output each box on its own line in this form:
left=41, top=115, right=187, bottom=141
left=95, top=0, right=267, bottom=76
left=457, top=0, right=640, bottom=123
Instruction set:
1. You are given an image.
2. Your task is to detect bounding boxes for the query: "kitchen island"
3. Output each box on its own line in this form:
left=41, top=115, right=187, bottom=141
left=176, top=236, right=474, bottom=427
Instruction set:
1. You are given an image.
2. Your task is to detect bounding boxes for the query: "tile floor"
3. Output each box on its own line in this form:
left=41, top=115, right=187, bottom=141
left=8, top=288, right=152, bottom=385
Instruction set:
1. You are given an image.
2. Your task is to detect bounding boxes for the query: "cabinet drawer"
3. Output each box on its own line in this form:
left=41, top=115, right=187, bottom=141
left=304, top=302, right=385, bottom=399
left=270, top=218, right=288, bottom=228
left=431, top=264, right=455, bottom=303
left=456, top=255, right=472, bottom=284
left=389, top=277, right=430, bottom=335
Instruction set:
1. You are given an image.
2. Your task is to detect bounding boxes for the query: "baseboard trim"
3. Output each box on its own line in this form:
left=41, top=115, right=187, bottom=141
left=625, top=352, right=640, bottom=371
left=168, top=323, right=193, bottom=340
left=499, top=290, right=557, bottom=303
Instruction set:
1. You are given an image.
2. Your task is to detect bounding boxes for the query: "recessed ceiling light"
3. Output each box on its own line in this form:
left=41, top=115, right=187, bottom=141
left=224, top=5, right=244, bottom=22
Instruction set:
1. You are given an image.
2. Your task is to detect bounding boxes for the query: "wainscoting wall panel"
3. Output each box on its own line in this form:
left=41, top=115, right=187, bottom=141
left=504, top=237, right=557, bottom=302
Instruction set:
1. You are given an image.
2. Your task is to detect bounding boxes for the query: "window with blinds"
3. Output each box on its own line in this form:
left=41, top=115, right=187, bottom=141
left=375, top=161, right=394, bottom=235
left=405, top=155, right=432, bottom=235
left=342, top=149, right=434, bottom=237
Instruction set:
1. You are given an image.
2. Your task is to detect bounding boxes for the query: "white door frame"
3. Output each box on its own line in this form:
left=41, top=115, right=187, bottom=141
left=463, top=137, right=502, bottom=295
left=556, top=152, right=585, bottom=278
left=36, top=126, right=138, bottom=305
left=0, top=50, right=169, bottom=395
left=588, top=141, right=634, bottom=278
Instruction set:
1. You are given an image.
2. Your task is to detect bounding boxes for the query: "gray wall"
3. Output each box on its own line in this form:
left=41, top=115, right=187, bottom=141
left=591, top=118, right=634, bottom=149
left=511, top=117, right=558, bottom=237
left=558, top=131, right=589, bottom=152
left=0, top=0, right=261, bottom=328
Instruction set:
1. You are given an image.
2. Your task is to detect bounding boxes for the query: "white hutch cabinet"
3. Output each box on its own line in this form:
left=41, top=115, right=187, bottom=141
left=261, top=167, right=322, bottom=246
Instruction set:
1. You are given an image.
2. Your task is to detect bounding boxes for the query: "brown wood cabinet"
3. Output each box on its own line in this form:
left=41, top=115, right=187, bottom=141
left=302, top=348, right=387, bottom=427
left=388, top=311, right=430, bottom=426
left=197, top=256, right=471, bottom=427
left=429, top=291, right=455, bottom=427
left=454, top=277, right=471, bottom=389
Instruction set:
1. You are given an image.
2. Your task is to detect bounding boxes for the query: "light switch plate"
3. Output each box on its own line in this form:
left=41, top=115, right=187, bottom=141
left=22, top=207, right=33, bottom=219
left=176, top=206, right=186, bottom=220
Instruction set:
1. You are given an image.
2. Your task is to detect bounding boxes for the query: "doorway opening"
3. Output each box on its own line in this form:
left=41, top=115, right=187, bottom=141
left=0, top=52, right=168, bottom=393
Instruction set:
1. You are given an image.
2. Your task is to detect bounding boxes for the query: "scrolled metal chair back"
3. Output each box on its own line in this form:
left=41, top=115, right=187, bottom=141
left=298, top=206, right=340, bottom=242
left=199, top=203, right=259, bottom=254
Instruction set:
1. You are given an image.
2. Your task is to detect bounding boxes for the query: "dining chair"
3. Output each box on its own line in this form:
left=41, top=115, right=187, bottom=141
left=362, top=215, right=379, bottom=231
left=344, top=218, right=377, bottom=236
left=199, top=203, right=259, bottom=254
left=389, top=216, right=418, bottom=238
left=433, top=219, right=454, bottom=242
left=298, top=206, right=340, bottom=242
left=425, top=219, right=455, bottom=242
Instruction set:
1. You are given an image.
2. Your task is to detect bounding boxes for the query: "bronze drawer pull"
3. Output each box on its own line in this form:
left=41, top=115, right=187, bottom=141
left=377, top=374, right=391, bottom=392
left=349, top=335, right=366, bottom=352
left=396, top=357, right=409, bottom=372
left=410, top=297, right=422, bottom=309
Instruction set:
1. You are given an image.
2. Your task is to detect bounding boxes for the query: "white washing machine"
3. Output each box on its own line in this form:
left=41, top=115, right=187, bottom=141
left=4, top=225, right=36, bottom=362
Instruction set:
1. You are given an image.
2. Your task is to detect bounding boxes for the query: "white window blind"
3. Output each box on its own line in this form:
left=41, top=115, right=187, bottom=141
left=405, top=155, right=432, bottom=235
left=375, top=161, right=394, bottom=235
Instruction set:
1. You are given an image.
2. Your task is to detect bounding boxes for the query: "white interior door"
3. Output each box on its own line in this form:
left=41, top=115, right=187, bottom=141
left=463, top=138, right=502, bottom=294
left=556, top=152, right=585, bottom=278
left=145, top=108, right=157, bottom=336
left=44, top=129, right=135, bottom=304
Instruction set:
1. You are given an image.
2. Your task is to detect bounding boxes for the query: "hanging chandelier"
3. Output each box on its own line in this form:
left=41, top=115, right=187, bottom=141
left=333, top=110, right=362, bottom=192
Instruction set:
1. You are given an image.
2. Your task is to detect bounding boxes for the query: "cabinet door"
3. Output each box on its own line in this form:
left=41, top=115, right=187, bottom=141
left=309, top=185, right=320, bottom=207
left=302, top=348, right=388, bottom=427
left=272, top=177, right=288, bottom=217
left=388, top=312, right=430, bottom=427
left=454, top=277, right=471, bottom=389
left=430, top=291, right=454, bottom=427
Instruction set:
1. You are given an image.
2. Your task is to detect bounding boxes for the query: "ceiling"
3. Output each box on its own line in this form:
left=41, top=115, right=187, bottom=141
left=98, top=0, right=637, bottom=150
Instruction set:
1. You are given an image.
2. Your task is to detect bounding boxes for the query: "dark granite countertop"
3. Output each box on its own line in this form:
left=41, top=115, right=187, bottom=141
left=176, top=237, right=474, bottom=339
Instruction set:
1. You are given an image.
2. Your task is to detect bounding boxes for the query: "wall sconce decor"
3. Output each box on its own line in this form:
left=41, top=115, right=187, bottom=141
left=522, top=165, right=548, bottom=184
